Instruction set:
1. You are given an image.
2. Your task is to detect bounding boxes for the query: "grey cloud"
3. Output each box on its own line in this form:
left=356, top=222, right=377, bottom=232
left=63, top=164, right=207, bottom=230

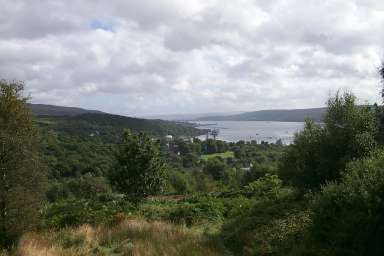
left=0, top=0, right=383, bottom=116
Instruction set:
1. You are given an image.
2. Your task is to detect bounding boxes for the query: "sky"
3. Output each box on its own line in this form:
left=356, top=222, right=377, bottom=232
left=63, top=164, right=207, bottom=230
left=1, top=0, right=384, bottom=116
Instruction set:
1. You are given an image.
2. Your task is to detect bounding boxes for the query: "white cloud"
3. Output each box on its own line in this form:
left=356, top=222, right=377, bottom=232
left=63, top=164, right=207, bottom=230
left=0, top=0, right=383, bottom=116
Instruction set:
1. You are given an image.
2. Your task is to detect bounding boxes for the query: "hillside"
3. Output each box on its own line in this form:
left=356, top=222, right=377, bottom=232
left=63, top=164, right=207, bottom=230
left=29, top=103, right=104, bottom=116
left=196, top=107, right=326, bottom=122
left=35, top=113, right=204, bottom=144
left=29, top=104, right=205, bottom=143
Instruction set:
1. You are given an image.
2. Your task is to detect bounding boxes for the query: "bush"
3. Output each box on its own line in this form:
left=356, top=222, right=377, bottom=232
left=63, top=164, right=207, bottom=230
left=167, top=171, right=192, bottom=194
left=220, top=174, right=309, bottom=255
left=243, top=174, right=284, bottom=199
left=279, top=92, right=377, bottom=192
left=222, top=196, right=253, bottom=219
left=169, top=199, right=225, bottom=226
left=203, top=157, right=227, bottom=180
left=221, top=196, right=310, bottom=255
left=46, top=176, right=111, bottom=202
left=42, top=195, right=134, bottom=228
left=309, top=150, right=384, bottom=255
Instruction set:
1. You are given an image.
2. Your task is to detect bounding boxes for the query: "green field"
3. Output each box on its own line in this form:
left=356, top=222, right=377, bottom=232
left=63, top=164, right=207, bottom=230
left=201, top=151, right=234, bottom=161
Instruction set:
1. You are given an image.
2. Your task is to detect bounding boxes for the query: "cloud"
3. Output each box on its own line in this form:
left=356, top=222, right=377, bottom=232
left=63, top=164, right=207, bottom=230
left=0, top=0, right=383, bottom=116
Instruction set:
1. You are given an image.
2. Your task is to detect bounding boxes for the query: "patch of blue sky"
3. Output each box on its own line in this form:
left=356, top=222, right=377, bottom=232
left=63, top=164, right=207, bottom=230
left=89, top=20, right=114, bottom=32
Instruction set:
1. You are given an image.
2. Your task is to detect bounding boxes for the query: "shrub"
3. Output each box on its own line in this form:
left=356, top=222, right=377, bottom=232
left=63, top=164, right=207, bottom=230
left=203, top=157, right=227, bottom=180
left=243, top=174, right=284, bottom=199
left=220, top=174, right=308, bottom=255
left=169, top=199, right=225, bottom=226
left=167, top=171, right=192, bottom=194
left=42, top=195, right=134, bottom=228
left=46, top=176, right=111, bottom=202
left=309, top=150, right=384, bottom=255
left=221, top=197, right=310, bottom=255
left=280, top=92, right=377, bottom=192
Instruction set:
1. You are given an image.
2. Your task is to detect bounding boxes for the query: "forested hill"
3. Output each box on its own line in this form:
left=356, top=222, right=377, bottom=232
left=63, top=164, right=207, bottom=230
left=28, top=103, right=104, bottom=116
left=30, top=104, right=204, bottom=143
left=196, top=107, right=326, bottom=122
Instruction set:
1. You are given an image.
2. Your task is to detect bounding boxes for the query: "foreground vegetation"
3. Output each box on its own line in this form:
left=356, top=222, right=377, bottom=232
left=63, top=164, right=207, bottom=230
left=4, top=217, right=225, bottom=256
left=2, top=64, right=384, bottom=255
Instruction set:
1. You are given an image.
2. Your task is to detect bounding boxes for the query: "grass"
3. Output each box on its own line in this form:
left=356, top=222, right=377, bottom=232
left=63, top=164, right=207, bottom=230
left=7, top=217, right=228, bottom=256
left=201, top=151, right=234, bottom=161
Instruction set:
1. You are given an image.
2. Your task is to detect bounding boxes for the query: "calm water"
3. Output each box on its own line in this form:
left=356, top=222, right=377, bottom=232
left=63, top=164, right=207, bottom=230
left=195, top=121, right=304, bottom=144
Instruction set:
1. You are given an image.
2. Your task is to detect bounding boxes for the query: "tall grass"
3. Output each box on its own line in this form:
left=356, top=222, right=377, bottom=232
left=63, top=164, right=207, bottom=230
left=6, top=217, right=226, bottom=256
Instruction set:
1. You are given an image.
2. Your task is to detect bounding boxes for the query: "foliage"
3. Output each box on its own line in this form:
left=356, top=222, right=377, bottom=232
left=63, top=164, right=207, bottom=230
left=375, top=63, right=384, bottom=144
left=0, top=80, right=47, bottom=247
left=40, top=130, right=115, bottom=179
left=279, top=120, right=326, bottom=191
left=46, top=176, right=111, bottom=202
left=170, top=198, right=226, bottom=226
left=108, top=130, right=167, bottom=202
left=35, top=114, right=204, bottom=144
left=137, top=197, right=226, bottom=227
left=280, top=92, right=377, bottom=191
left=42, top=195, right=134, bottom=228
left=167, top=170, right=192, bottom=194
left=243, top=174, right=286, bottom=199
left=221, top=189, right=309, bottom=255
left=10, top=218, right=225, bottom=256
left=203, top=157, right=227, bottom=180
left=242, top=162, right=276, bottom=185
left=309, top=149, right=384, bottom=256
left=201, top=151, right=234, bottom=161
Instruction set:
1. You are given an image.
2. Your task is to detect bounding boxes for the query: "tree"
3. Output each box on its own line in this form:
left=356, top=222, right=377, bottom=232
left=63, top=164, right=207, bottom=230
left=108, top=130, right=166, bottom=202
left=310, top=150, right=384, bottom=255
left=380, top=62, right=384, bottom=99
left=376, top=63, right=384, bottom=143
left=203, top=157, right=227, bottom=180
left=0, top=80, right=46, bottom=247
left=204, top=139, right=218, bottom=154
left=242, top=162, right=275, bottom=185
left=167, top=170, right=191, bottom=194
left=279, top=120, right=326, bottom=191
left=279, top=92, right=377, bottom=191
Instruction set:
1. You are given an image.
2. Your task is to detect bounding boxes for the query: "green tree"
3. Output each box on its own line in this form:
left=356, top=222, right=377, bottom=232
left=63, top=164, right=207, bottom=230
left=380, top=62, right=384, bottom=99
left=0, top=80, right=46, bottom=247
left=310, top=149, right=384, bottom=255
left=376, top=63, right=384, bottom=144
left=108, top=130, right=166, bottom=202
left=280, top=92, right=377, bottom=191
left=242, top=162, right=275, bottom=185
left=167, top=170, right=191, bottom=194
left=203, top=157, right=227, bottom=180
left=204, top=139, right=218, bottom=154
left=279, top=120, right=326, bottom=191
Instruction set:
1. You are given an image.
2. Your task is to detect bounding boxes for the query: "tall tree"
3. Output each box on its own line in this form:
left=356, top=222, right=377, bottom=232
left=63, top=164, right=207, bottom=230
left=0, top=80, right=46, bottom=247
left=376, top=63, right=384, bottom=143
left=108, top=130, right=166, bottom=202
left=280, top=92, right=377, bottom=191
left=380, top=63, right=384, bottom=99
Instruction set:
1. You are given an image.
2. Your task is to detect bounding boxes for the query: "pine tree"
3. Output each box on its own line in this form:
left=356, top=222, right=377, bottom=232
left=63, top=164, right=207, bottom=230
left=0, top=80, right=46, bottom=247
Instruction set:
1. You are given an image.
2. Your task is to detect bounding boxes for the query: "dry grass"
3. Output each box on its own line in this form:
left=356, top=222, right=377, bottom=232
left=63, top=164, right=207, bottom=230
left=6, top=217, right=227, bottom=256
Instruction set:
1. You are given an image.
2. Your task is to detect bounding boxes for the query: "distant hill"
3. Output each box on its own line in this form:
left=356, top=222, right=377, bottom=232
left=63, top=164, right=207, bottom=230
left=28, top=103, right=104, bottom=116
left=29, top=104, right=205, bottom=142
left=35, top=113, right=204, bottom=143
left=196, top=108, right=327, bottom=122
left=145, top=111, right=243, bottom=121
